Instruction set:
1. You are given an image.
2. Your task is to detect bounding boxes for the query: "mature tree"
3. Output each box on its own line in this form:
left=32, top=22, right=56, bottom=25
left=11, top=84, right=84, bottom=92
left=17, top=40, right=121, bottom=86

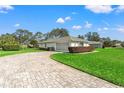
left=78, top=35, right=84, bottom=39
left=13, top=29, right=33, bottom=44
left=43, top=32, right=50, bottom=40
left=101, top=37, right=112, bottom=47
left=28, top=39, right=39, bottom=48
left=48, top=28, right=69, bottom=39
left=32, top=32, right=44, bottom=41
left=91, top=32, right=100, bottom=41
left=85, top=32, right=92, bottom=41
left=85, top=32, right=100, bottom=41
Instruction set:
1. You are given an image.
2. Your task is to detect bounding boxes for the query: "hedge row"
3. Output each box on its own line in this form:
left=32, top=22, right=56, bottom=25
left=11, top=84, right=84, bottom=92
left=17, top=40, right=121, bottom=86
left=68, top=46, right=95, bottom=53
left=2, top=44, right=20, bottom=51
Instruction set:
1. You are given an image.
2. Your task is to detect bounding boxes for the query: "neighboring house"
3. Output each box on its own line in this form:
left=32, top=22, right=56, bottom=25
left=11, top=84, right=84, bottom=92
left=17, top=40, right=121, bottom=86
left=39, top=36, right=103, bottom=52
left=114, top=43, right=122, bottom=48
left=84, top=41, right=103, bottom=48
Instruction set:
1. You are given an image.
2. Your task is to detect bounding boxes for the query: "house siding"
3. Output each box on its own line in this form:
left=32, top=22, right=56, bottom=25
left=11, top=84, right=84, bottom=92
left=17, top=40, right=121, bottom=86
left=46, top=43, right=56, bottom=50
left=89, top=43, right=103, bottom=48
left=69, top=42, right=82, bottom=47
left=56, top=42, right=69, bottom=52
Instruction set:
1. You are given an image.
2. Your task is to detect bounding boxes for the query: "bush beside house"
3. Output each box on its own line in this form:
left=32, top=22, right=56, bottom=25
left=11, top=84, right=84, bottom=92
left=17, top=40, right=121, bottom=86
left=68, top=46, right=94, bottom=53
left=28, top=40, right=39, bottom=48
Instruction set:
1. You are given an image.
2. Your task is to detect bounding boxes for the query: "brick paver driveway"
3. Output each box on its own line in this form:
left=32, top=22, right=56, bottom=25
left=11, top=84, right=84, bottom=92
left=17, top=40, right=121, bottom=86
left=0, top=52, right=120, bottom=88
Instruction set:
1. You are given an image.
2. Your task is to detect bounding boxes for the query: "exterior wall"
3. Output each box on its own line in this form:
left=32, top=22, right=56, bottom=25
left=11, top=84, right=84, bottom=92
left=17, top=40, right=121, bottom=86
left=115, top=43, right=122, bottom=48
left=45, top=42, right=83, bottom=52
left=83, top=41, right=103, bottom=48
left=89, top=43, right=102, bottom=48
left=56, top=42, right=83, bottom=52
left=46, top=43, right=56, bottom=50
left=39, top=41, right=102, bottom=52
left=69, top=42, right=82, bottom=47
left=83, top=43, right=90, bottom=47
left=56, top=42, right=69, bottom=52
left=39, top=43, right=56, bottom=50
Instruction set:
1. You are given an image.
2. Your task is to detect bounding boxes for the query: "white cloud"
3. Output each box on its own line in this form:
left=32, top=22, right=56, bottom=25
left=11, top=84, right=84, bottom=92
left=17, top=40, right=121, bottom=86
left=14, top=24, right=20, bottom=27
left=85, top=5, right=113, bottom=14
left=84, top=21, right=92, bottom=28
left=56, top=16, right=71, bottom=24
left=103, top=27, right=108, bottom=30
left=117, top=26, right=124, bottom=33
left=116, top=5, right=124, bottom=13
left=72, top=25, right=82, bottom=30
left=65, top=16, right=71, bottom=21
left=0, top=5, right=14, bottom=14
left=56, top=18, right=65, bottom=24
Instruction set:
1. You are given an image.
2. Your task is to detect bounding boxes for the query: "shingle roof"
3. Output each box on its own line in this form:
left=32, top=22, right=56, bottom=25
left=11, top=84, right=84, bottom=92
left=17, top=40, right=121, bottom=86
left=42, top=36, right=84, bottom=43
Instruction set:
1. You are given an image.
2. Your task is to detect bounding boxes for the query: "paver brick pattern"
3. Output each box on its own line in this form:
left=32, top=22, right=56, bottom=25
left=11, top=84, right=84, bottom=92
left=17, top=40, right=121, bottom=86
left=0, top=52, right=120, bottom=88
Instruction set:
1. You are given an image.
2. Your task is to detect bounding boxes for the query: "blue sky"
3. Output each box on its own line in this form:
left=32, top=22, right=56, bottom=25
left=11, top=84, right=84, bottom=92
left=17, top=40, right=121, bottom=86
left=0, top=5, right=124, bottom=40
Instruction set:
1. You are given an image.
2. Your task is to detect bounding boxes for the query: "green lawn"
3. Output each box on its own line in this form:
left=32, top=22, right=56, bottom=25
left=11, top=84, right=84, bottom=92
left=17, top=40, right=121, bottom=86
left=0, top=48, right=43, bottom=57
left=51, top=48, right=124, bottom=86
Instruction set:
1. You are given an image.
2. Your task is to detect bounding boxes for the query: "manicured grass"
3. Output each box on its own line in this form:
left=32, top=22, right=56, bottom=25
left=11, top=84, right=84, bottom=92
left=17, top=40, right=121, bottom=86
left=0, top=48, right=43, bottom=57
left=51, top=48, right=124, bottom=86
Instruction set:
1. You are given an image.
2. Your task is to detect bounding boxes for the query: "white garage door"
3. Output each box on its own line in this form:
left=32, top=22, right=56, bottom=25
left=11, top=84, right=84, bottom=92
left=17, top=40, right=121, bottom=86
left=56, top=43, right=69, bottom=52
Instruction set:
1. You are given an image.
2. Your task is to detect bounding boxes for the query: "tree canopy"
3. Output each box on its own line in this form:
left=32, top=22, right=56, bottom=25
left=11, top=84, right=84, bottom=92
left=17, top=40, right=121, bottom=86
left=32, top=32, right=44, bottom=41
left=78, top=35, right=84, bottom=39
left=13, top=29, right=33, bottom=44
left=48, top=28, right=69, bottom=39
left=101, top=37, right=112, bottom=47
left=0, top=33, right=19, bottom=46
left=85, top=32, right=100, bottom=41
left=0, top=33, right=20, bottom=50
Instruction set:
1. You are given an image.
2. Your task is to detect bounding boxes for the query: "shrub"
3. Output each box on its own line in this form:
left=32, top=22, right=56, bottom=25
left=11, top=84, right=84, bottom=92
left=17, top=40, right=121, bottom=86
left=28, top=40, right=39, bottom=48
left=68, top=46, right=95, bottom=53
left=27, top=44, right=34, bottom=48
left=2, top=44, right=20, bottom=51
left=39, top=47, right=48, bottom=51
left=0, top=44, right=2, bottom=48
left=20, top=45, right=27, bottom=49
left=0, top=34, right=20, bottom=51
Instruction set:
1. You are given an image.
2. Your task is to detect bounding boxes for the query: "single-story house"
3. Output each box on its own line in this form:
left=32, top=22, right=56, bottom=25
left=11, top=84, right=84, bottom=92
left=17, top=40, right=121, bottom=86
left=84, top=41, right=103, bottom=48
left=39, top=36, right=103, bottom=52
left=114, top=43, right=122, bottom=48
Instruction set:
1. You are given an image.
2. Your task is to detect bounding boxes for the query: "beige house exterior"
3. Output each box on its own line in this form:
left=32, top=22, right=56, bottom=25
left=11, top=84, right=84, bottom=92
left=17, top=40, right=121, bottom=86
left=84, top=41, right=103, bottom=48
left=39, top=36, right=103, bottom=52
